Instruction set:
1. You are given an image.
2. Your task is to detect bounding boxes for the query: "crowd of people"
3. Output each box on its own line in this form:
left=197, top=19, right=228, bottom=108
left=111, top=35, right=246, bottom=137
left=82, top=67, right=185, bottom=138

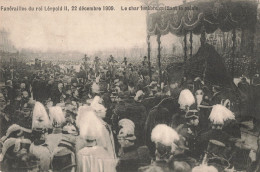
left=0, top=55, right=260, bottom=172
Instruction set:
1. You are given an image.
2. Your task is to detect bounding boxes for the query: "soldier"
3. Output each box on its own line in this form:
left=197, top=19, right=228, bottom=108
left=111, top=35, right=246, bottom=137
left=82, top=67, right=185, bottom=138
left=197, top=104, right=235, bottom=158
left=30, top=102, right=52, bottom=171
left=172, top=89, right=196, bottom=129
left=116, top=119, right=150, bottom=172
left=177, top=104, right=200, bottom=159
left=139, top=124, right=191, bottom=172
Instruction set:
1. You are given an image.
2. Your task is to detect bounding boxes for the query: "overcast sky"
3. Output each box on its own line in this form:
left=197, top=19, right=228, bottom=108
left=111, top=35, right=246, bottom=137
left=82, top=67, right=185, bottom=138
left=0, top=0, right=184, bottom=53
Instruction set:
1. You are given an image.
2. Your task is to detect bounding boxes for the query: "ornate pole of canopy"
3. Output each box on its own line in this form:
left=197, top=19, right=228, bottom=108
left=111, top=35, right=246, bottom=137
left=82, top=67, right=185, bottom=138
left=184, top=31, right=187, bottom=62
left=157, top=34, right=162, bottom=87
left=147, top=35, right=152, bottom=81
left=143, top=0, right=161, bottom=82
left=190, top=31, right=193, bottom=58
left=231, top=28, right=236, bottom=78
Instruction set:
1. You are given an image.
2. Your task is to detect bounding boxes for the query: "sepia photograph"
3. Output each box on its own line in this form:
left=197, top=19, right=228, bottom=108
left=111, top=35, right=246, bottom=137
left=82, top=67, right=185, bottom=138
left=0, top=0, right=260, bottom=171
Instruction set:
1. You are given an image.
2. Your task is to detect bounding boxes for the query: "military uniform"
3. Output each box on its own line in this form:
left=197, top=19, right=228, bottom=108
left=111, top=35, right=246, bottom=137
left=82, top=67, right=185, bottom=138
left=117, top=145, right=150, bottom=172
left=197, top=129, right=232, bottom=158
left=177, top=123, right=199, bottom=158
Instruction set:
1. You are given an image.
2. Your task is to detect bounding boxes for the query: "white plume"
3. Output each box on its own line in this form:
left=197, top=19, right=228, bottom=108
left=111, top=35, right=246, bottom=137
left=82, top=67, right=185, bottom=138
left=151, top=124, right=179, bottom=147
left=209, top=104, right=235, bottom=124
left=32, top=102, right=51, bottom=129
left=49, top=106, right=66, bottom=125
left=78, top=110, right=103, bottom=140
left=76, top=105, right=94, bottom=128
left=90, top=96, right=107, bottom=118
left=178, top=89, right=195, bottom=109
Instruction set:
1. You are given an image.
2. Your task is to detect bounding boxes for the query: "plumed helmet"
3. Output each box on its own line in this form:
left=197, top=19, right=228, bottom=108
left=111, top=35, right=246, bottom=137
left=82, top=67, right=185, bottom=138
left=32, top=102, right=51, bottom=130
left=209, top=104, right=235, bottom=125
left=49, top=106, right=66, bottom=127
left=118, top=119, right=135, bottom=130
left=151, top=124, right=179, bottom=152
left=178, top=89, right=195, bottom=110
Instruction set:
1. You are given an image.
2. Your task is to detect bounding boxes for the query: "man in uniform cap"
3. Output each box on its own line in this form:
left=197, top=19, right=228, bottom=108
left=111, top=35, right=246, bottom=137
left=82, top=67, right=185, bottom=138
left=177, top=104, right=200, bottom=159
left=116, top=119, right=150, bottom=172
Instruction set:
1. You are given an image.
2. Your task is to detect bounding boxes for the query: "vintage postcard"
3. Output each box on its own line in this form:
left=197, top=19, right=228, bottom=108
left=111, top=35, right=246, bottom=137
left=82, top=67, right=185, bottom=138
left=0, top=0, right=260, bottom=171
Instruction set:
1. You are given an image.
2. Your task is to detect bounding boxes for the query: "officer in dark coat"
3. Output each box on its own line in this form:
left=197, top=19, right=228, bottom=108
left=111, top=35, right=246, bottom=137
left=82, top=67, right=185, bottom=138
left=177, top=104, right=200, bottom=159
left=139, top=124, right=191, bottom=172
left=197, top=105, right=235, bottom=158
